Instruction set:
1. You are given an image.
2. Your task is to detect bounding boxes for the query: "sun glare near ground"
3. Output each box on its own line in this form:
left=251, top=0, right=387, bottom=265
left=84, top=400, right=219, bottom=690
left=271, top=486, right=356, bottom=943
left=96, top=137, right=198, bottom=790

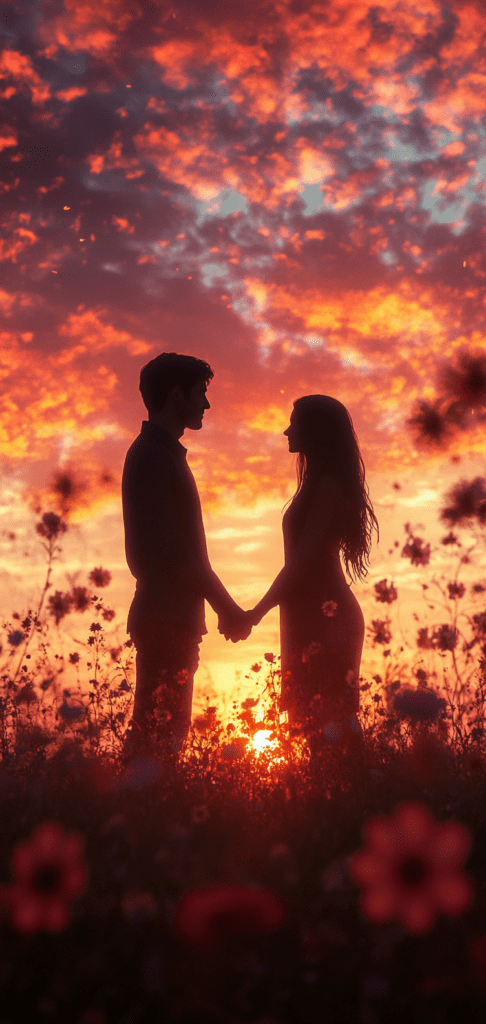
left=252, top=730, right=277, bottom=756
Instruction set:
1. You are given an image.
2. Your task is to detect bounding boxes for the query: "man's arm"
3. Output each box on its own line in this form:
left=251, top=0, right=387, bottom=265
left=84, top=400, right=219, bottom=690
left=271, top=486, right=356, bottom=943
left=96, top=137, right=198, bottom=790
left=123, top=438, right=245, bottom=622
left=175, top=557, right=244, bottom=621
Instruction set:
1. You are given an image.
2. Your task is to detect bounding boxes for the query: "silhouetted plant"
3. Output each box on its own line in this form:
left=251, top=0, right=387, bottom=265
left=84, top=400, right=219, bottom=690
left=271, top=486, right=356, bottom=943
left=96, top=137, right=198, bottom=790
left=1, top=490, right=486, bottom=1021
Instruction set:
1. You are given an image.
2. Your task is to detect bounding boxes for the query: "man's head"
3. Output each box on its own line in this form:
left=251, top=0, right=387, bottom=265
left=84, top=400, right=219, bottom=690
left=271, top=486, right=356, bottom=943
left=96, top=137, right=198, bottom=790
left=139, top=352, right=214, bottom=436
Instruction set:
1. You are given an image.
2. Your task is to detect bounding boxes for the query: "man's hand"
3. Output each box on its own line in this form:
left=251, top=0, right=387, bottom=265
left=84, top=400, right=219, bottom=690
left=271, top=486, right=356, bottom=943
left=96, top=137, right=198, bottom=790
left=218, top=607, right=254, bottom=643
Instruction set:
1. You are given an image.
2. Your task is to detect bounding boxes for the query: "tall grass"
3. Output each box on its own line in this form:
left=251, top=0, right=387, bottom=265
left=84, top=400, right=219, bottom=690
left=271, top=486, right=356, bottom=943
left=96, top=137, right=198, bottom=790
left=1, top=505, right=486, bottom=1023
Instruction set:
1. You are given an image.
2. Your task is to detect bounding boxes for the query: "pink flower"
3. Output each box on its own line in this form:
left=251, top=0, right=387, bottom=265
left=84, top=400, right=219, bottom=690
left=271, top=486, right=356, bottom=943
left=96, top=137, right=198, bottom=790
left=173, top=883, right=286, bottom=945
left=348, top=801, right=473, bottom=935
left=1, top=821, right=88, bottom=933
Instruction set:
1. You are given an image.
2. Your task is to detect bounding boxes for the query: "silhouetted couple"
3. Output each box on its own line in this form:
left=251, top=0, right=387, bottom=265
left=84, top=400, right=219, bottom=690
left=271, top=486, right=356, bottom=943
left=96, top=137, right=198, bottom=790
left=122, top=352, right=379, bottom=764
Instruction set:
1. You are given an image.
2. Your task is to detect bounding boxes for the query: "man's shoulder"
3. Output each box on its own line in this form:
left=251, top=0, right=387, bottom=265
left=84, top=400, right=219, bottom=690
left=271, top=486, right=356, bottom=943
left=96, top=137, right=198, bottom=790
left=123, top=427, right=179, bottom=477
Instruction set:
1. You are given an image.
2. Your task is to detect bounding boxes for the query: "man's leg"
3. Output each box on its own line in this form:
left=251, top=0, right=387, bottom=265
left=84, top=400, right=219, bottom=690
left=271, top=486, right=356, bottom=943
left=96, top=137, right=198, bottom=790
left=124, top=615, right=200, bottom=760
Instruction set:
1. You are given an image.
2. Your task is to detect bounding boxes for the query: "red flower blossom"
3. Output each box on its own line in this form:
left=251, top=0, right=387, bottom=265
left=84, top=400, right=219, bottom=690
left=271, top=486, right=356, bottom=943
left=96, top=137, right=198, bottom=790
left=416, top=627, right=435, bottom=650
left=431, top=623, right=458, bottom=652
left=447, top=581, right=465, bottom=600
left=401, top=531, right=431, bottom=567
left=35, top=512, right=67, bottom=541
left=47, top=590, right=73, bottom=624
left=370, top=619, right=392, bottom=646
left=348, top=801, right=473, bottom=935
left=101, top=607, right=116, bottom=622
left=373, top=579, right=398, bottom=605
left=1, top=821, right=88, bottom=933
left=173, top=883, right=286, bottom=945
left=89, top=567, right=111, bottom=588
left=71, top=586, right=91, bottom=612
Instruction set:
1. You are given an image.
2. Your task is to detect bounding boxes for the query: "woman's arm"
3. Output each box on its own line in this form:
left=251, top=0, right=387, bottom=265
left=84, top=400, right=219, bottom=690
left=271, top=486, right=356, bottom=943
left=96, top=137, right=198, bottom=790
left=250, top=475, right=343, bottom=624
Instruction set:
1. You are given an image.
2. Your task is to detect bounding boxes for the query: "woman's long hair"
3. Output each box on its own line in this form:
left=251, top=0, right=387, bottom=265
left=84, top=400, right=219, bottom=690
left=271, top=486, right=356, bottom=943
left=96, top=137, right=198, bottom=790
left=283, top=395, right=379, bottom=584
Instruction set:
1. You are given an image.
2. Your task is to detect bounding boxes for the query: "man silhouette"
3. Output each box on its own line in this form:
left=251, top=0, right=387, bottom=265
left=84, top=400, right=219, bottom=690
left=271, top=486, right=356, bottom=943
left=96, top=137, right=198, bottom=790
left=122, top=352, right=252, bottom=761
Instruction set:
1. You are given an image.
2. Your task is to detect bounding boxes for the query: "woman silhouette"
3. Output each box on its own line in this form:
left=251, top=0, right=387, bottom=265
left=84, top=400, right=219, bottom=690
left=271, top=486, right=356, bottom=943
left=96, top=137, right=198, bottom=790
left=244, top=396, right=379, bottom=754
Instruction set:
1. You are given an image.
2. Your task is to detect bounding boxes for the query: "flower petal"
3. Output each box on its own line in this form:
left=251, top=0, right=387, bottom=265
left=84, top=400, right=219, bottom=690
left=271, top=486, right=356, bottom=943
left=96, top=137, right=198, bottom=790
left=348, top=851, right=390, bottom=886
left=392, top=801, right=435, bottom=851
left=360, top=884, right=397, bottom=923
left=432, top=872, right=474, bottom=915
left=34, top=822, right=63, bottom=854
left=364, top=819, right=396, bottom=855
left=399, top=894, right=436, bottom=935
left=432, top=822, right=472, bottom=869
left=44, top=898, right=69, bottom=932
left=11, top=893, right=41, bottom=933
left=11, top=845, right=36, bottom=879
left=63, top=864, right=88, bottom=897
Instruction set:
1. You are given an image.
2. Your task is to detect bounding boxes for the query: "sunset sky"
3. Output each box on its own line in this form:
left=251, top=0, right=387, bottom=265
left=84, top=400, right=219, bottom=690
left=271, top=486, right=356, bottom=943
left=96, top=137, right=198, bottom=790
left=2, top=0, right=486, bottom=713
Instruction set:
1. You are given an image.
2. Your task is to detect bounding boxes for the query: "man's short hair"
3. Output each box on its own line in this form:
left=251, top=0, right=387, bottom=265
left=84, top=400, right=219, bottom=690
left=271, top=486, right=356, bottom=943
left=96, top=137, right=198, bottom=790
left=139, top=353, right=214, bottom=415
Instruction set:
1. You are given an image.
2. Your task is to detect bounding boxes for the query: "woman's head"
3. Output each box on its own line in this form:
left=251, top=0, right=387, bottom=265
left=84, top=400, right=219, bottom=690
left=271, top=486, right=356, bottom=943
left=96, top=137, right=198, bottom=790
left=283, top=395, right=379, bottom=584
left=284, top=395, right=352, bottom=470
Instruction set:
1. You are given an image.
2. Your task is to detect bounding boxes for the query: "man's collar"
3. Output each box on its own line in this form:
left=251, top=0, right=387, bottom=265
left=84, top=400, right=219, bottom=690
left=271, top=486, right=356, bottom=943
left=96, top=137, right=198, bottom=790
left=141, top=420, right=187, bottom=457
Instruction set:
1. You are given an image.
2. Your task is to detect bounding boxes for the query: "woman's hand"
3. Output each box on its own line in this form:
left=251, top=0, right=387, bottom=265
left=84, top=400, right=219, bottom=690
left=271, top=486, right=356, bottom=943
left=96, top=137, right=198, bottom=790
left=218, top=607, right=254, bottom=642
left=247, top=605, right=265, bottom=627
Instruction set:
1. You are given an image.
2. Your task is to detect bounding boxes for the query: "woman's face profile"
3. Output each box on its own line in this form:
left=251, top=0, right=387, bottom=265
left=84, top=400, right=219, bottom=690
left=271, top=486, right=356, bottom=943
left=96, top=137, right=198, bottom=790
left=283, top=410, right=300, bottom=452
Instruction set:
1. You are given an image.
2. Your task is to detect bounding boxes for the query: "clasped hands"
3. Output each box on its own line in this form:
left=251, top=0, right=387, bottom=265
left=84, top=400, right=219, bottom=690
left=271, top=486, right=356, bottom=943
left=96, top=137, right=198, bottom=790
left=218, top=605, right=261, bottom=643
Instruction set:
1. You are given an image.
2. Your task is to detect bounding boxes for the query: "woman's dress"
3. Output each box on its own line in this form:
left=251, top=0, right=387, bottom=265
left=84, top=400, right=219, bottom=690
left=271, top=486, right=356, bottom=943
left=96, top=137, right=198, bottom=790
left=279, top=478, right=366, bottom=736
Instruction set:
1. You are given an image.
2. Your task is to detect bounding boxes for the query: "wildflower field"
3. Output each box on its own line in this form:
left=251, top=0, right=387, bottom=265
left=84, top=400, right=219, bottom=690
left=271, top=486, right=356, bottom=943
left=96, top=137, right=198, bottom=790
left=2, top=488, right=486, bottom=1024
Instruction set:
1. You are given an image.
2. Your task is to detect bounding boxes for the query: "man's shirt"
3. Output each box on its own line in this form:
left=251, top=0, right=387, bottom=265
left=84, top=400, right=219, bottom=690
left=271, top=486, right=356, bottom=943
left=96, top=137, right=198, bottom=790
left=122, top=420, right=209, bottom=640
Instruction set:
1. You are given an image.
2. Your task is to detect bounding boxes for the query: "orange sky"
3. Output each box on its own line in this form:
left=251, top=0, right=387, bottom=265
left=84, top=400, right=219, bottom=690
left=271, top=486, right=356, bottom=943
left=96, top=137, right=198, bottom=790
left=2, top=0, right=486, bottom=714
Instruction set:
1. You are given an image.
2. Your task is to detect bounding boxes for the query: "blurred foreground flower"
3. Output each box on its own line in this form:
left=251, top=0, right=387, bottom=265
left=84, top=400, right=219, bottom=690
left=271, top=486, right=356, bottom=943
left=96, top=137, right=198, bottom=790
left=173, top=883, right=286, bottom=946
left=349, top=801, right=473, bottom=935
left=393, top=687, right=446, bottom=722
left=1, top=821, right=88, bottom=933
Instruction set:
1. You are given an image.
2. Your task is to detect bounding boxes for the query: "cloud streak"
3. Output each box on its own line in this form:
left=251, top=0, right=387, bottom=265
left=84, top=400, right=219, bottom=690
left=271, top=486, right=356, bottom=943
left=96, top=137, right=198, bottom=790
left=0, top=0, right=485, bottom=519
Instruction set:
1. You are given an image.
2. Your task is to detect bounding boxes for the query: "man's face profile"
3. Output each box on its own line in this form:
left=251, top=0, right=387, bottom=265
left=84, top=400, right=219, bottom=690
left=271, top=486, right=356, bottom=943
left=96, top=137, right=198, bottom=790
left=181, top=379, right=211, bottom=430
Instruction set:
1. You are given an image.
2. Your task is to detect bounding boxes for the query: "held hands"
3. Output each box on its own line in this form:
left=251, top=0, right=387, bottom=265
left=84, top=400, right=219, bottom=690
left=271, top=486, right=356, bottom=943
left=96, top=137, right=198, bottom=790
left=218, top=606, right=261, bottom=643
